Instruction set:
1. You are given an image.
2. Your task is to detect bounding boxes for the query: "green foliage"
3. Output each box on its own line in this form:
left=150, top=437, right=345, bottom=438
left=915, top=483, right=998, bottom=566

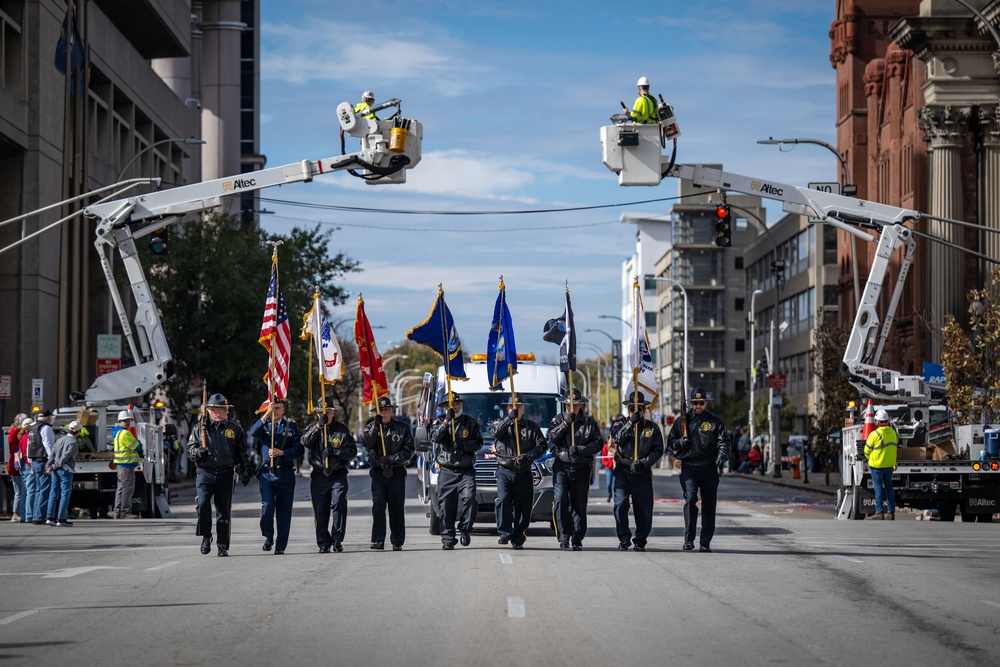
left=147, top=213, right=359, bottom=426
left=942, top=266, right=1000, bottom=424
left=712, top=387, right=749, bottom=429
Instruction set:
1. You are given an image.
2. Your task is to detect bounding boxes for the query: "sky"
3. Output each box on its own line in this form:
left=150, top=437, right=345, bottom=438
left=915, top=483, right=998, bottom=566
left=257, top=0, right=839, bottom=362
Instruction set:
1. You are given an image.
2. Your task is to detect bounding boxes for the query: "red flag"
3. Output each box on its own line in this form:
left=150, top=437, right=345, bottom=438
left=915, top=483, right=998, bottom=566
left=258, top=258, right=291, bottom=410
left=355, top=296, right=388, bottom=407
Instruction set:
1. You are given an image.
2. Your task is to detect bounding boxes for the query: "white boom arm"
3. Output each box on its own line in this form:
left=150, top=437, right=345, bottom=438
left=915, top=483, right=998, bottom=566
left=600, top=122, right=926, bottom=401
left=82, top=105, right=422, bottom=403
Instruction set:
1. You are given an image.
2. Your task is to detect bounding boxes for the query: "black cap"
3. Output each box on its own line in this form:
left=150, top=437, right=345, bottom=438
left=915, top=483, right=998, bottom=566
left=690, top=387, right=708, bottom=401
left=40, top=409, right=53, bottom=417
left=506, top=393, right=524, bottom=407
left=622, top=392, right=649, bottom=407
left=437, top=394, right=463, bottom=407
left=206, top=393, right=230, bottom=408
left=376, top=396, right=395, bottom=410
left=315, top=397, right=334, bottom=411
left=560, top=388, right=588, bottom=405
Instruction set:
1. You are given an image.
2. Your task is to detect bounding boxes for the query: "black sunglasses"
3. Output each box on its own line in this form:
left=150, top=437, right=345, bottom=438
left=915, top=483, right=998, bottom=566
left=690, top=400, right=707, bottom=406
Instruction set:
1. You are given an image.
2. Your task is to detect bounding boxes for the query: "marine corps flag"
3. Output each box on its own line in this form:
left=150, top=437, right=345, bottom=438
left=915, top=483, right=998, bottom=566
left=486, top=277, right=518, bottom=390
left=625, top=277, right=658, bottom=407
left=301, top=291, right=343, bottom=384
left=355, top=294, right=389, bottom=407
left=407, top=286, right=467, bottom=380
left=542, top=282, right=576, bottom=373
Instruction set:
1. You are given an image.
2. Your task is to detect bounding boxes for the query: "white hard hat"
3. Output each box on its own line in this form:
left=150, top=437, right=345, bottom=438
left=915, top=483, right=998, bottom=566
left=21, top=418, right=33, bottom=428
left=117, top=410, right=131, bottom=422
left=362, top=90, right=374, bottom=100
left=68, top=421, right=83, bottom=432
left=637, top=76, right=650, bottom=87
left=874, top=409, right=890, bottom=422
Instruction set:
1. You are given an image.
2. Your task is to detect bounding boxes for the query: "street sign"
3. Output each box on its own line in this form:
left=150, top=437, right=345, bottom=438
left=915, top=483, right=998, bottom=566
left=96, top=359, right=121, bottom=376
left=31, top=378, right=43, bottom=408
left=807, top=182, right=841, bottom=223
left=0, top=375, right=11, bottom=400
left=768, top=373, right=787, bottom=389
left=97, top=334, right=122, bottom=360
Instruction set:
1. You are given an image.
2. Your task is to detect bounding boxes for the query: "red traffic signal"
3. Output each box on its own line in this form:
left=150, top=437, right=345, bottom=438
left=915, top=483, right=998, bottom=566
left=714, top=205, right=732, bottom=247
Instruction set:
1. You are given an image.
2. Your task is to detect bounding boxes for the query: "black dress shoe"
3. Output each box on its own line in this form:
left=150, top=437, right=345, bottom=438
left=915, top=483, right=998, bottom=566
left=633, top=544, right=646, bottom=552
left=572, top=543, right=583, bottom=551
left=618, top=542, right=630, bottom=551
left=699, top=545, right=712, bottom=553
left=262, top=538, right=273, bottom=552
left=682, top=541, right=695, bottom=551
left=274, top=550, right=284, bottom=555
left=333, top=542, right=343, bottom=553
left=460, top=532, right=471, bottom=547
left=442, top=544, right=455, bottom=550
left=498, top=537, right=509, bottom=545
left=559, top=540, right=569, bottom=549
left=201, top=538, right=212, bottom=555
left=370, top=542, right=384, bottom=550
left=392, top=544, right=403, bottom=551
left=319, top=546, right=331, bottom=553
left=217, top=548, right=228, bottom=557
left=512, top=543, right=524, bottom=550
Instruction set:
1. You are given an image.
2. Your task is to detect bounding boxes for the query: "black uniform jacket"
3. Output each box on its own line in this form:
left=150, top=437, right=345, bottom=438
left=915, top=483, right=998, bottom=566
left=667, top=409, right=730, bottom=467
left=548, top=412, right=603, bottom=468
left=187, top=418, right=250, bottom=472
left=302, top=418, right=357, bottom=474
left=611, top=417, right=664, bottom=471
left=362, top=416, right=415, bottom=469
left=491, top=415, right=546, bottom=474
left=431, top=413, right=483, bottom=471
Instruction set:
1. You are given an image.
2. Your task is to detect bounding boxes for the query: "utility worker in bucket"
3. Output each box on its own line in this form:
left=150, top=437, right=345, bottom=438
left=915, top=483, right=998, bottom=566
left=864, top=409, right=898, bottom=521
left=355, top=91, right=378, bottom=120
left=630, top=76, right=659, bottom=124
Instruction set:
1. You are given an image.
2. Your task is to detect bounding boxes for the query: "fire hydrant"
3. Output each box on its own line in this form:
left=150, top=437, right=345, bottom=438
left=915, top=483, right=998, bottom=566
left=792, top=456, right=801, bottom=479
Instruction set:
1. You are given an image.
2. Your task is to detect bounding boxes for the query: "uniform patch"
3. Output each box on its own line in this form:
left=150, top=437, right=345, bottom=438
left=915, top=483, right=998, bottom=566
left=331, top=437, right=341, bottom=447
left=224, top=428, right=235, bottom=438
left=643, top=428, right=654, bottom=438
left=700, top=422, right=712, bottom=432
left=392, top=434, right=400, bottom=443
left=461, top=428, right=469, bottom=438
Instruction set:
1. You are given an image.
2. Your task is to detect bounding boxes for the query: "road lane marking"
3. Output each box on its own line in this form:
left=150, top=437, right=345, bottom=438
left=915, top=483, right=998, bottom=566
left=2, top=545, right=199, bottom=556
left=146, top=561, right=179, bottom=571
left=0, top=609, right=46, bottom=625
left=832, top=555, right=864, bottom=563
left=499, top=554, right=513, bottom=565
left=981, top=600, right=1000, bottom=609
left=0, top=567, right=129, bottom=578
left=507, top=597, right=525, bottom=618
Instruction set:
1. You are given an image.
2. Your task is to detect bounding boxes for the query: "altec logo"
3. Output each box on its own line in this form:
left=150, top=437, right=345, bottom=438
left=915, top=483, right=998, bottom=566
left=968, top=498, right=997, bottom=507
left=750, top=181, right=784, bottom=197
left=222, top=178, right=257, bottom=192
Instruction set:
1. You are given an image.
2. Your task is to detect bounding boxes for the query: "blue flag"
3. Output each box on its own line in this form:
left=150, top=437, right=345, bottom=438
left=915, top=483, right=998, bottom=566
left=407, top=289, right=467, bottom=380
left=487, top=284, right=518, bottom=390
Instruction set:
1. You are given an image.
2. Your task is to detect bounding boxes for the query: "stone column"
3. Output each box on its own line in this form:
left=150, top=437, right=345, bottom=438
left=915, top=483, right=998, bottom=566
left=199, top=0, right=242, bottom=193
left=918, top=104, right=971, bottom=360
left=980, top=103, right=1000, bottom=277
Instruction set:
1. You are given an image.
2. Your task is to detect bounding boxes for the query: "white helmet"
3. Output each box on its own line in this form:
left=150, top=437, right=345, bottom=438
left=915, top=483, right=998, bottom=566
left=117, top=410, right=131, bottom=422
left=362, top=90, right=374, bottom=101
left=874, top=409, right=890, bottom=422
left=636, top=76, right=650, bottom=87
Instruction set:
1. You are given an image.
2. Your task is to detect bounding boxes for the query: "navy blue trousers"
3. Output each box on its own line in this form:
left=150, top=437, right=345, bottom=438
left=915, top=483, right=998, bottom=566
left=259, top=466, right=296, bottom=551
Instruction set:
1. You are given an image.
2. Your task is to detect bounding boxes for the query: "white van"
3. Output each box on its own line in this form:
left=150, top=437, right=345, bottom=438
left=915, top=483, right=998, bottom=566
left=413, top=354, right=562, bottom=535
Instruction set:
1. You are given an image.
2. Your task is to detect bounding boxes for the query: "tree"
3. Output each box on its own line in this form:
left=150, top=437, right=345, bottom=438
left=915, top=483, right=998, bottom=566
left=147, top=214, right=359, bottom=426
left=810, top=311, right=857, bottom=437
left=942, top=266, right=1000, bottom=424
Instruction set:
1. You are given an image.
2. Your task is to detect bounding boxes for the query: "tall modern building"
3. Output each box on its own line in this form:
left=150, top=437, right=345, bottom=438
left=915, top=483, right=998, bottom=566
left=0, top=0, right=257, bottom=410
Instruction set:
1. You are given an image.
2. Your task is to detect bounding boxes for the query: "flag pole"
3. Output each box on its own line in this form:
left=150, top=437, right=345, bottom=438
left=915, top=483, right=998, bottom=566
left=314, top=290, right=331, bottom=470
left=267, top=240, right=284, bottom=475
left=437, top=284, right=458, bottom=444
left=632, top=277, right=641, bottom=460
left=497, top=276, right=520, bottom=457
left=565, top=280, right=575, bottom=449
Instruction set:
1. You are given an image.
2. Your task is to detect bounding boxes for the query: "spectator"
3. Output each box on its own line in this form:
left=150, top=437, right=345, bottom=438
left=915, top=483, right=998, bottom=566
left=600, top=438, right=615, bottom=503
left=46, top=421, right=81, bottom=526
left=6, top=413, right=28, bottom=522
left=28, top=410, right=57, bottom=525
left=17, top=418, right=33, bottom=523
left=738, top=443, right=762, bottom=473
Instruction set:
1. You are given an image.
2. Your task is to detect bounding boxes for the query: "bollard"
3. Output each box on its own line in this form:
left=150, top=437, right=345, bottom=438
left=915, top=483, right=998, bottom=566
left=792, top=456, right=801, bottom=479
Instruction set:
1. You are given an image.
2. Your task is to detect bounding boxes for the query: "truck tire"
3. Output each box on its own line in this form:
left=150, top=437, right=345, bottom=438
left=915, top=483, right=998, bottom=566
left=977, top=513, right=993, bottom=523
left=961, top=510, right=977, bottom=523
left=938, top=503, right=956, bottom=522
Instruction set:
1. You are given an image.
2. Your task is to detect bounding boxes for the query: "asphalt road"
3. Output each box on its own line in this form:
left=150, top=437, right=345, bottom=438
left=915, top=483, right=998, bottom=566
left=2, top=469, right=998, bottom=667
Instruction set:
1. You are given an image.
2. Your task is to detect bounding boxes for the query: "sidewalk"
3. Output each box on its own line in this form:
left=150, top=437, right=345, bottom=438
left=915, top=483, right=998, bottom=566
left=726, top=467, right=841, bottom=496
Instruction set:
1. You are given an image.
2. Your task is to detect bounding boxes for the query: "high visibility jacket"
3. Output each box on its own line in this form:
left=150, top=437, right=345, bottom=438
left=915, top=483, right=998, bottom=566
left=864, top=425, right=898, bottom=468
left=354, top=102, right=377, bottom=120
left=113, top=428, right=141, bottom=467
left=631, top=94, right=659, bottom=124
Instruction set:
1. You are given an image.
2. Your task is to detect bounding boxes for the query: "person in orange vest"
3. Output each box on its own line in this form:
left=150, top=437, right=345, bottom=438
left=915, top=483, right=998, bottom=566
left=864, top=409, right=899, bottom=520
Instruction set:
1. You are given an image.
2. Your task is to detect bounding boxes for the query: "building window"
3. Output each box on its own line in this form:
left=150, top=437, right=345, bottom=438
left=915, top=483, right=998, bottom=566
left=735, top=297, right=744, bottom=312
left=734, top=255, right=743, bottom=270
left=0, top=0, right=24, bottom=94
left=735, top=339, right=745, bottom=352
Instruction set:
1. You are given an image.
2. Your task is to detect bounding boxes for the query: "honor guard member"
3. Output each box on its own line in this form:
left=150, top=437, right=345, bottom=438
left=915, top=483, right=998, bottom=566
left=667, top=388, right=729, bottom=552
left=548, top=388, right=604, bottom=550
left=302, top=398, right=357, bottom=552
left=431, top=394, right=484, bottom=549
left=187, top=394, right=253, bottom=557
left=248, top=399, right=302, bottom=555
left=611, top=392, right=664, bottom=552
left=491, top=393, right=547, bottom=550
left=362, top=396, right=414, bottom=551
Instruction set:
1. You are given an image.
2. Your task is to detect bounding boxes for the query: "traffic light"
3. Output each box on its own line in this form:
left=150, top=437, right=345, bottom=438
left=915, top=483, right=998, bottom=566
left=714, top=205, right=732, bottom=247
left=148, top=228, right=168, bottom=255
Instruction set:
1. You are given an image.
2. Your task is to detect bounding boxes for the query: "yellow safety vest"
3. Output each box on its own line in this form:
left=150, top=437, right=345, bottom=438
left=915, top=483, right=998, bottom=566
left=113, top=429, right=140, bottom=465
left=354, top=102, right=377, bottom=120
left=864, top=426, right=898, bottom=468
left=631, top=94, right=659, bottom=124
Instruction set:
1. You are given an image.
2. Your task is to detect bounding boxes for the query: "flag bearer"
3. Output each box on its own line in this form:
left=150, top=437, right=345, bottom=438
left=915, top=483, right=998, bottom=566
left=548, top=388, right=603, bottom=551
left=431, top=394, right=483, bottom=550
left=302, top=398, right=357, bottom=552
left=611, top=392, right=664, bottom=552
left=362, top=396, right=414, bottom=551
left=491, top=394, right=547, bottom=550
left=248, top=399, right=302, bottom=555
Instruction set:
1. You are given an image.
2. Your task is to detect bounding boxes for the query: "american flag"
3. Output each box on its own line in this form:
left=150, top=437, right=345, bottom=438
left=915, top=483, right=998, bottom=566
left=258, top=262, right=291, bottom=406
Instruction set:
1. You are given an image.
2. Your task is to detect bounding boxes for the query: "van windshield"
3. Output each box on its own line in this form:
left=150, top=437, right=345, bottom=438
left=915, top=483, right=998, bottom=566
left=454, top=393, right=560, bottom=439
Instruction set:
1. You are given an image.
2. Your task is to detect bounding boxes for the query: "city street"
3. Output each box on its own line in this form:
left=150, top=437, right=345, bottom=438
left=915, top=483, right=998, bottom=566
left=2, top=468, right=998, bottom=666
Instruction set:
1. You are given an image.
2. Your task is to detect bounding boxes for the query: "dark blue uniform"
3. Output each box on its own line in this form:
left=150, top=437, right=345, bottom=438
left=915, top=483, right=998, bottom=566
left=492, top=414, right=546, bottom=547
left=548, top=410, right=603, bottom=548
left=667, top=408, right=729, bottom=550
left=302, top=416, right=357, bottom=551
left=611, top=415, right=664, bottom=550
left=248, top=417, right=302, bottom=553
left=362, top=415, right=415, bottom=549
left=187, top=418, right=251, bottom=553
left=431, top=412, right=483, bottom=547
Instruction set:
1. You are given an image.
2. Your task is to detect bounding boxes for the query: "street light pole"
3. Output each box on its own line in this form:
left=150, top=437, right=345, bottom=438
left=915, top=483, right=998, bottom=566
left=749, top=289, right=763, bottom=443
left=585, top=328, right=622, bottom=410
left=652, top=277, right=689, bottom=411
left=599, top=314, right=632, bottom=401
left=580, top=342, right=605, bottom=422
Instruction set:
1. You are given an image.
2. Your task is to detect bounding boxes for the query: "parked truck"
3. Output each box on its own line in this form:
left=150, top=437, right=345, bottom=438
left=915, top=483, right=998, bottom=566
left=412, top=354, right=562, bottom=535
